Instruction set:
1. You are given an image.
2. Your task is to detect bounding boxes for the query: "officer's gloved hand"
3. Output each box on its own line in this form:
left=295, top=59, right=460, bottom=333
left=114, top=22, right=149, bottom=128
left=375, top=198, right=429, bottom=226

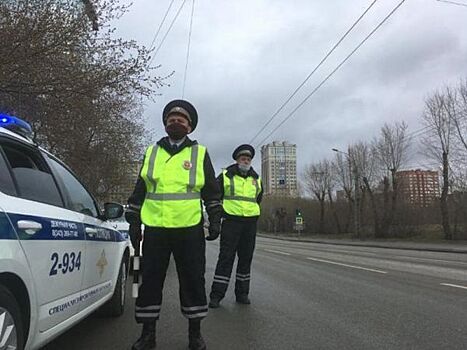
left=129, top=224, right=142, bottom=250
left=206, top=222, right=221, bottom=241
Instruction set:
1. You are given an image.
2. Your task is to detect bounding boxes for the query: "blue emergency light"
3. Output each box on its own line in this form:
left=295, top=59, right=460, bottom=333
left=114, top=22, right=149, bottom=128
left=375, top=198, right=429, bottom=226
left=0, top=113, right=33, bottom=139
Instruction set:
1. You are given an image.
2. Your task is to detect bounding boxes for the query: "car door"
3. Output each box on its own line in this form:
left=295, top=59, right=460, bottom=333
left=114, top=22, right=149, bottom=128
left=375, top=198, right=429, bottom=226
left=45, top=155, right=121, bottom=312
left=0, top=138, right=86, bottom=332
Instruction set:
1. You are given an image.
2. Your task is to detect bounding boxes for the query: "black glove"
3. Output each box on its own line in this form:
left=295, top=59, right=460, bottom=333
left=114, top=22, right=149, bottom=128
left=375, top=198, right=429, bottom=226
left=206, top=222, right=221, bottom=241
left=129, top=224, right=142, bottom=250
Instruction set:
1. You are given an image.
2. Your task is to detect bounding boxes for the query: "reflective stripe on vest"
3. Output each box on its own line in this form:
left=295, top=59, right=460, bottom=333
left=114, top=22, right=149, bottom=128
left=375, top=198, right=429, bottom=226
left=223, top=171, right=261, bottom=217
left=140, top=144, right=206, bottom=228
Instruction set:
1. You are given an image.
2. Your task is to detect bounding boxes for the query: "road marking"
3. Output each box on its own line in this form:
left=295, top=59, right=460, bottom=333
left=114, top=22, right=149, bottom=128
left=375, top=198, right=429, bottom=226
left=261, top=243, right=382, bottom=257
left=306, top=257, right=387, bottom=274
left=440, top=283, right=467, bottom=290
left=264, top=249, right=291, bottom=256
left=396, top=256, right=467, bottom=265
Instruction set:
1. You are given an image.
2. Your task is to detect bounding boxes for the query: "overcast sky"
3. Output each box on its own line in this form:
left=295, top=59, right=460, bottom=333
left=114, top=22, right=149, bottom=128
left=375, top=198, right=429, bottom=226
left=115, top=0, right=467, bottom=174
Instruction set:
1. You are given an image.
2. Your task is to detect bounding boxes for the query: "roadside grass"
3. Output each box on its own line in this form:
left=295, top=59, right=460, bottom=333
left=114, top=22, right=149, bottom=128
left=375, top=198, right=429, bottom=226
left=259, top=224, right=467, bottom=243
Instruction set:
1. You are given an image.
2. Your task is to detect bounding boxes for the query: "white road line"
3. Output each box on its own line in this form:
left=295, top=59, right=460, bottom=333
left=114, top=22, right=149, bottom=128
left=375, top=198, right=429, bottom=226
left=440, top=283, right=467, bottom=290
left=306, top=257, right=387, bottom=274
left=261, top=244, right=381, bottom=257
left=396, top=256, right=467, bottom=265
left=264, top=249, right=291, bottom=256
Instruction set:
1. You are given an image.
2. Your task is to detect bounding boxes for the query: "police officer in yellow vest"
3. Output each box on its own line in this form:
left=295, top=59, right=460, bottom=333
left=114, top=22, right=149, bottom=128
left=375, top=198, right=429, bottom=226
left=126, top=100, right=222, bottom=350
left=209, top=144, right=263, bottom=308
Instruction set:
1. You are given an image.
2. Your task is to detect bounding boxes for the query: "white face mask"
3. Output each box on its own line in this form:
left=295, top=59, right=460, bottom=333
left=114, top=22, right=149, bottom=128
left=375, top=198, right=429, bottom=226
left=238, top=164, right=251, bottom=173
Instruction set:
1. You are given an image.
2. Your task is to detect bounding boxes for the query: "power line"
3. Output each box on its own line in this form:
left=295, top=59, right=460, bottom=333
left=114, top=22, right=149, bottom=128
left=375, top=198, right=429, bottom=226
left=255, top=0, right=407, bottom=147
left=436, top=0, right=467, bottom=8
left=147, top=0, right=176, bottom=50
left=182, top=0, right=196, bottom=98
left=148, top=0, right=189, bottom=67
left=249, top=0, right=380, bottom=144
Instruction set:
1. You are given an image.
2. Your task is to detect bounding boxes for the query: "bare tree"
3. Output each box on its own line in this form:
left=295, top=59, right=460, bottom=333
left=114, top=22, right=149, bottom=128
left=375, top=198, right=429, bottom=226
left=349, top=141, right=381, bottom=237
left=421, top=87, right=457, bottom=240
left=448, top=80, right=467, bottom=238
left=333, top=152, right=354, bottom=232
left=0, top=0, right=169, bottom=202
left=374, top=121, right=411, bottom=236
left=303, top=160, right=332, bottom=233
left=454, top=80, right=467, bottom=153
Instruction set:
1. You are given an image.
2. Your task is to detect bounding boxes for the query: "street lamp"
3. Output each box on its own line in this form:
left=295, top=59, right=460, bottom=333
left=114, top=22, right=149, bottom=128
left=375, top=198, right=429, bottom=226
left=332, top=148, right=360, bottom=238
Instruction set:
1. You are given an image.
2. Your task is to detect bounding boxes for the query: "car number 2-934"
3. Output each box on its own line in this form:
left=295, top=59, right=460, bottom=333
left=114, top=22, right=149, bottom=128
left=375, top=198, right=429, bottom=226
left=49, top=251, right=82, bottom=276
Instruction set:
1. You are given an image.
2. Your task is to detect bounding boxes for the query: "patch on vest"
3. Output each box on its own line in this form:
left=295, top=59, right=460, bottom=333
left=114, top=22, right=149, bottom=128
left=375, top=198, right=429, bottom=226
left=183, top=160, right=193, bottom=170
left=252, top=179, right=258, bottom=186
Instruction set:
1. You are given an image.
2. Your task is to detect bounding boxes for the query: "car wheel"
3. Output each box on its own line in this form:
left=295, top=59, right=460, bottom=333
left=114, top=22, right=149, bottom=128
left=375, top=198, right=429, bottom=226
left=100, top=259, right=127, bottom=317
left=0, top=285, right=24, bottom=350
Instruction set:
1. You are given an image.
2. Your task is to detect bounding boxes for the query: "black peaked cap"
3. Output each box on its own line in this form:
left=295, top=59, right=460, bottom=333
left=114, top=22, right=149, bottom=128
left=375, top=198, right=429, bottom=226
left=162, top=99, right=198, bottom=132
left=232, top=144, right=255, bottom=160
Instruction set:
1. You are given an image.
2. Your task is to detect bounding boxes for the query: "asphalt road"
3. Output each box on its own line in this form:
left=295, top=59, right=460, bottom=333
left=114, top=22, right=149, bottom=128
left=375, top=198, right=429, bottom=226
left=43, top=236, right=467, bottom=350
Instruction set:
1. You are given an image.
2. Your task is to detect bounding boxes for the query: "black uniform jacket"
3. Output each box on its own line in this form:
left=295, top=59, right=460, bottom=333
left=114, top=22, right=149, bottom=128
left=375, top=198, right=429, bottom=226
left=218, top=164, right=263, bottom=222
left=126, top=136, right=222, bottom=232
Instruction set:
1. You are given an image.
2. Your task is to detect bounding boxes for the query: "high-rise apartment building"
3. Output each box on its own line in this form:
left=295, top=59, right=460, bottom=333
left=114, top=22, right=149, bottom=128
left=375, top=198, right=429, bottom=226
left=396, top=169, right=440, bottom=206
left=261, top=141, right=297, bottom=197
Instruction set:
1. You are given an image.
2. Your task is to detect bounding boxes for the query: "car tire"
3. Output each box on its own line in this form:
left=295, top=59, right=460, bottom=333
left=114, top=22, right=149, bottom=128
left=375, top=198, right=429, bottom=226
left=100, top=259, right=127, bottom=317
left=0, top=285, right=24, bottom=350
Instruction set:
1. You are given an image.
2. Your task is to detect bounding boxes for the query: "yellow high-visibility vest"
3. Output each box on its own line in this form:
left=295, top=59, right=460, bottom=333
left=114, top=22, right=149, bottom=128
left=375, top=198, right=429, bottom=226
left=140, top=144, right=206, bottom=228
left=222, top=170, right=261, bottom=217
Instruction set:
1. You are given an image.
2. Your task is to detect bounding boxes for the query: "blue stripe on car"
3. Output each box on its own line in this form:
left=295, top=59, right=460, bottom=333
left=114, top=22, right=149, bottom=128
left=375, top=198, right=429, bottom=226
left=0, top=213, right=126, bottom=242
left=0, top=212, right=17, bottom=240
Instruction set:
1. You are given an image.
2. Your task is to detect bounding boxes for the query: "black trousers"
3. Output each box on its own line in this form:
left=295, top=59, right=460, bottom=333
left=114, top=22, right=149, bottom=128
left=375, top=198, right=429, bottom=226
left=135, top=225, right=207, bottom=323
left=210, top=219, right=257, bottom=300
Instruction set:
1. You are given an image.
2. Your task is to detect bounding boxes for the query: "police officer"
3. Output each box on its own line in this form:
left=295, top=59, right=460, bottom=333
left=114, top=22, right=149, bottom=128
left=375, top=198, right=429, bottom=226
left=208, top=144, right=263, bottom=308
left=126, top=100, right=222, bottom=350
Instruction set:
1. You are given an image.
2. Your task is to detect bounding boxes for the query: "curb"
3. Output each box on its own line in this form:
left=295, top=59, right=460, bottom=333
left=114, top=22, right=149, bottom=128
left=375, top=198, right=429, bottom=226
left=257, top=234, right=467, bottom=254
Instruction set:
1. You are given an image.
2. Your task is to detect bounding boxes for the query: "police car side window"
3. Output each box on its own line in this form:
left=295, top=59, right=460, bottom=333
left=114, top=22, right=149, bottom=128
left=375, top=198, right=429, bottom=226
left=1, top=144, right=63, bottom=207
left=47, top=157, right=99, bottom=217
left=0, top=147, right=16, bottom=196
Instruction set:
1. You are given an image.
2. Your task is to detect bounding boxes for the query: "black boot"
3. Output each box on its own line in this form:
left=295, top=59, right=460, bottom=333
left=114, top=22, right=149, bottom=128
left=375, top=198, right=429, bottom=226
left=188, top=319, right=207, bottom=350
left=208, top=297, right=220, bottom=309
left=236, top=295, right=251, bottom=305
left=132, top=322, right=156, bottom=350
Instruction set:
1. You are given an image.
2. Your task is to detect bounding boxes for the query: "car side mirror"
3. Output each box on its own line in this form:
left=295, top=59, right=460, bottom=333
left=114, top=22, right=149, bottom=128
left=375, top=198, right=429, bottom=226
left=103, top=202, right=124, bottom=220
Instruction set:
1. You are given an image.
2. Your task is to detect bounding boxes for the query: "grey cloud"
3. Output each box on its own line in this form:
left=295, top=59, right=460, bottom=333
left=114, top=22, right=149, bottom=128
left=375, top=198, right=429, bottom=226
left=116, top=0, right=467, bottom=174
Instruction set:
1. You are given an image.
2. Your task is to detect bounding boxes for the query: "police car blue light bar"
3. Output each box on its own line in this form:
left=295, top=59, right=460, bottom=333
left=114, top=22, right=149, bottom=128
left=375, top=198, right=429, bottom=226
left=0, top=113, right=33, bottom=139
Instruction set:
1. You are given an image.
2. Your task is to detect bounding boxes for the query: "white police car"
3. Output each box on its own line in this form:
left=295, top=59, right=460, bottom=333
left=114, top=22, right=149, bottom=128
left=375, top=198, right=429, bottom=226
left=109, top=216, right=130, bottom=239
left=0, top=115, right=130, bottom=350
left=108, top=215, right=132, bottom=255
